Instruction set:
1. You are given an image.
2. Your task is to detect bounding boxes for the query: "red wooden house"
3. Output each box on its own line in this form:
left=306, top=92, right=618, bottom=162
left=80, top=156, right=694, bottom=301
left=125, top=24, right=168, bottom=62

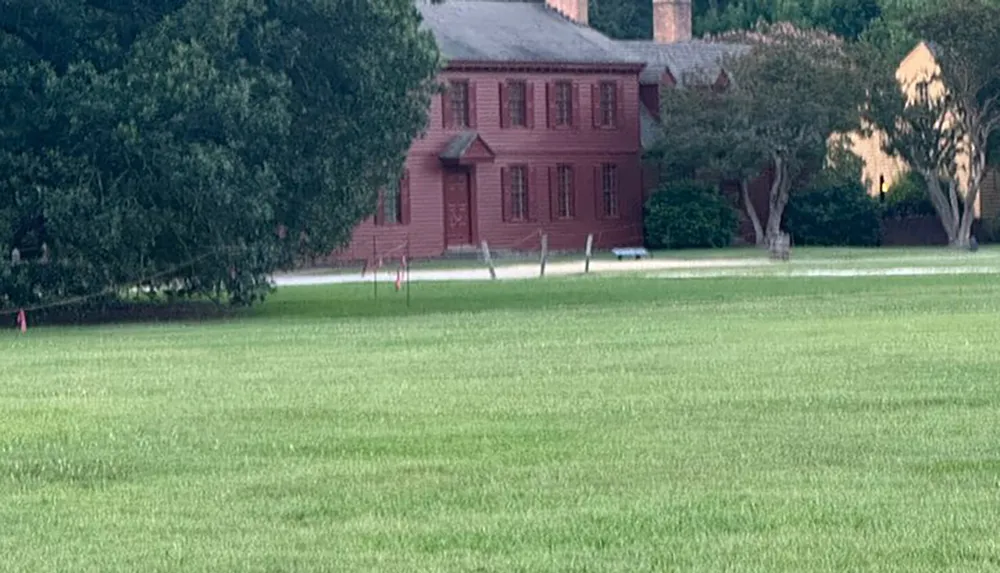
left=336, top=0, right=757, bottom=260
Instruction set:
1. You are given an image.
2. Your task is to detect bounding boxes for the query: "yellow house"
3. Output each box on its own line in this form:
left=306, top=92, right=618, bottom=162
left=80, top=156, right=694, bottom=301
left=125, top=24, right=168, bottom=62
left=848, top=41, right=1000, bottom=220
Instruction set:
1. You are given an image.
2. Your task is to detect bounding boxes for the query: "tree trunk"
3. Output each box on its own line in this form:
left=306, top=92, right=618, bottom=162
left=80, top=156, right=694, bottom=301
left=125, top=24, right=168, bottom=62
left=921, top=171, right=961, bottom=245
left=957, top=146, right=989, bottom=248
left=946, top=180, right=969, bottom=247
left=764, top=155, right=790, bottom=247
left=740, top=178, right=765, bottom=247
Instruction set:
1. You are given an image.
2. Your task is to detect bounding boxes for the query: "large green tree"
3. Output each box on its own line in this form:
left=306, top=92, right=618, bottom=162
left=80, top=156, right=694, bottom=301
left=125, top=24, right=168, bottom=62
left=587, top=0, right=968, bottom=42
left=650, top=84, right=769, bottom=244
left=654, top=22, right=868, bottom=247
left=865, top=0, right=1000, bottom=247
left=589, top=0, right=882, bottom=40
left=0, top=0, right=439, bottom=309
left=590, top=0, right=652, bottom=39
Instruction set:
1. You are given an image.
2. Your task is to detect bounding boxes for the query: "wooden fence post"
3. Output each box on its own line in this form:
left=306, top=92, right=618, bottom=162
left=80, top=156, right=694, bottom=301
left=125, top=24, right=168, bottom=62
left=584, top=233, right=593, bottom=273
left=481, top=240, right=497, bottom=280
left=539, top=234, right=549, bottom=278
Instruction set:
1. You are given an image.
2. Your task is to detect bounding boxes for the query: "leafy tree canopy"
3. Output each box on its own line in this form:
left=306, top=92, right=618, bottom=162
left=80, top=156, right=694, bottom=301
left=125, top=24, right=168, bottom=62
left=652, top=22, right=868, bottom=247
left=865, top=0, right=1000, bottom=247
left=0, top=0, right=440, bottom=309
left=591, top=0, right=889, bottom=41
left=588, top=0, right=1000, bottom=46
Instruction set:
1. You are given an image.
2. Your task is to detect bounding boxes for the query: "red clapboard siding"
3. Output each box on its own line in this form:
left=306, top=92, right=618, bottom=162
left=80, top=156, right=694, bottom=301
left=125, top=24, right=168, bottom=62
left=593, top=164, right=602, bottom=220
left=335, top=68, right=645, bottom=261
left=616, top=80, right=625, bottom=128
left=500, top=166, right=509, bottom=223
left=442, top=85, right=452, bottom=129
left=529, top=165, right=541, bottom=222
left=526, top=82, right=535, bottom=129
left=468, top=81, right=478, bottom=128
left=591, top=84, right=600, bottom=128
left=499, top=81, right=510, bottom=128
left=546, top=82, right=555, bottom=128
left=572, top=82, right=581, bottom=129
left=548, top=166, right=557, bottom=220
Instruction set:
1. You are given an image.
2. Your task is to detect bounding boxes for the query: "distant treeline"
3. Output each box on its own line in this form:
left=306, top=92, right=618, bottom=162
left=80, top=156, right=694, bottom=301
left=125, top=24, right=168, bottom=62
left=591, top=0, right=999, bottom=56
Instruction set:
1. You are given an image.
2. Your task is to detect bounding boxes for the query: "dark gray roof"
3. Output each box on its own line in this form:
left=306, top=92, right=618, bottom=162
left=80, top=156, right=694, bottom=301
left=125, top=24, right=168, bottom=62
left=439, top=131, right=481, bottom=160
left=619, top=40, right=750, bottom=86
left=417, top=0, right=642, bottom=65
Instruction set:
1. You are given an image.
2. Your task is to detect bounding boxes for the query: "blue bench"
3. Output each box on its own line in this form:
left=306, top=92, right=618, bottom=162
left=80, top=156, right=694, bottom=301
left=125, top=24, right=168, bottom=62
left=611, top=247, right=650, bottom=261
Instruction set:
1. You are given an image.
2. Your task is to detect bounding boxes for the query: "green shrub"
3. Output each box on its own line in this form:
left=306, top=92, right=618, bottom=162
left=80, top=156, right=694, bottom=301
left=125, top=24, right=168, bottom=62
left=882, top=171, right=938, bottom=219
left=644, top=179, right=738, bottom=249
left=784, top=179, right=882, bottom=246
left=977, top=216, right=1000, bottom=244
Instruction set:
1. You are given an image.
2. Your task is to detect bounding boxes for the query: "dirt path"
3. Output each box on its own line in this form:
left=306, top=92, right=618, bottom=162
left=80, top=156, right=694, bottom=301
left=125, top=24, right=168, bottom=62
left=271, top=257, right=766, bottom=286
left=650, top=266, right=1000, bottom=279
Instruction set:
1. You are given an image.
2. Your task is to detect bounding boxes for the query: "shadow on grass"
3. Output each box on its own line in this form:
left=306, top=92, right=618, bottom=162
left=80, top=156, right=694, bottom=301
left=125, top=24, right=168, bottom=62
left=10, top=272, right=998, bottom=329
left=9, top=300, right=245, bottom=328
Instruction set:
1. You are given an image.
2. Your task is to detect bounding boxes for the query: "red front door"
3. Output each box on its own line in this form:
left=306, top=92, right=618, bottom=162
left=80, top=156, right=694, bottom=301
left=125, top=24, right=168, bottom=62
left=444, top=171, right=473, bottom=246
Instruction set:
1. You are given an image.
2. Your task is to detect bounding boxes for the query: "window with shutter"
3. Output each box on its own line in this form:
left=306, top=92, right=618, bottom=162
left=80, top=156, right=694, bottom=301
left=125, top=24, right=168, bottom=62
left=507, top=81, right=527, bottom=127
left=383, top=179, right=402, bottom=224
left=598, top=81, right=617, bottom=128
left=447, top=80, right=470, bottom=128
left=376, top=174, right=406, bottom=226
left=556, top=165, right=575, bottom=219
left=509, top=165, right=529, bottom=221
left=554, top=81, right=573, bottom=127
left=600, top=163, right=620, bottom=218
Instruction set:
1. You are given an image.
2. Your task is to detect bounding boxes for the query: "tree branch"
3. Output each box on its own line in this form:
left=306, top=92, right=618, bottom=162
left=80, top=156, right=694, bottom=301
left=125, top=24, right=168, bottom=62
left=921, top=171, right=958, bottom=241
left=740, top=178, right=764, bottom=246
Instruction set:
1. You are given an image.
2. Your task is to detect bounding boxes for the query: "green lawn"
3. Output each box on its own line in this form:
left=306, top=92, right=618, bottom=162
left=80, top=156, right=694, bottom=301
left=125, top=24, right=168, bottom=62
left=4, top=275, right=1000, bottom=571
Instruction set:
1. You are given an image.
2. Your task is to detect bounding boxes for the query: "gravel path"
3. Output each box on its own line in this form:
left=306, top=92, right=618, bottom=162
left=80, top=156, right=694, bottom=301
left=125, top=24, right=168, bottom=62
left=271, top=256, right=1000, bottom=287
left=651, top=266, right=1000, bottom=279
left=271, top=258, right=765, bottom=286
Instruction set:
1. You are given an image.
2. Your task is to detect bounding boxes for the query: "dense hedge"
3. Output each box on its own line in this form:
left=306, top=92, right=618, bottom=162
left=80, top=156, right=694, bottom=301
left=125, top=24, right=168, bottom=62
left=784, top=179, right=883, bottom=247
left=883, top=171, right=937, bottom=219
left=644, top=180, right=738, bottom=249
left=882, top=170, right=970, bottom=220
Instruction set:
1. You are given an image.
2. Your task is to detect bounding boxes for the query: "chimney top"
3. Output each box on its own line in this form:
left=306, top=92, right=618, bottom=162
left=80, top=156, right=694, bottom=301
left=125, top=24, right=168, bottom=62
left=653, top=0, right=692, bottom=43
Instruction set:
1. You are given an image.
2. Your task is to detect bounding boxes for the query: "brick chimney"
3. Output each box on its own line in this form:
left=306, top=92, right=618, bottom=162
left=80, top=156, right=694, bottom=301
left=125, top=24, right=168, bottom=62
left=546, top=0, right=588, bottom=26
left=653, top=0, right=692, bottom=43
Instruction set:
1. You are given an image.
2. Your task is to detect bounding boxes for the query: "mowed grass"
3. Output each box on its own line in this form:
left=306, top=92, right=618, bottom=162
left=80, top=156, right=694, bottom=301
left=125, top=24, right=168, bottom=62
left=3, top=274, right=1000, bottom=572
